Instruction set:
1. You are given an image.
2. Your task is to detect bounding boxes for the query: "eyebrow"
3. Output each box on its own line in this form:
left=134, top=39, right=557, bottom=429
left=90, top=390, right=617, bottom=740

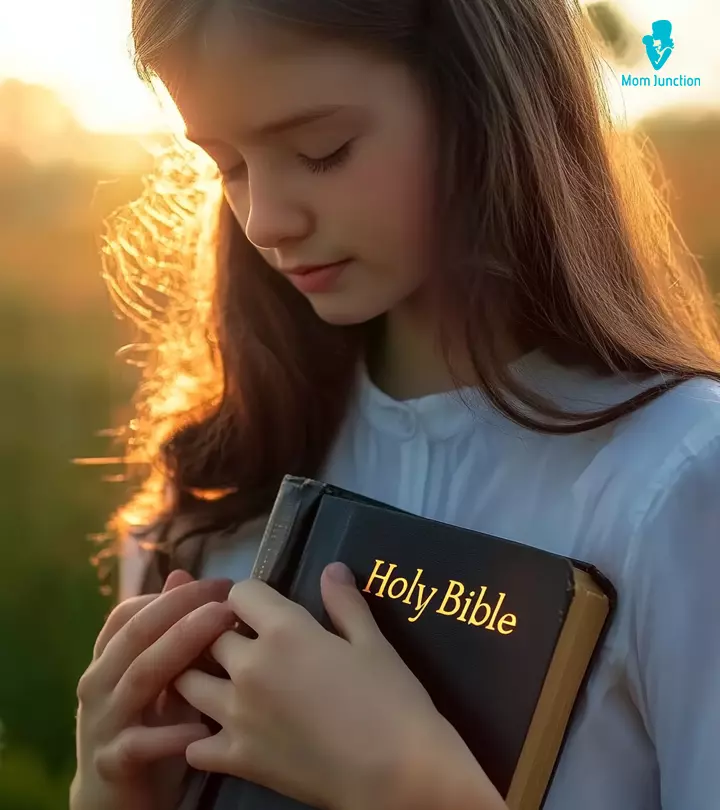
left=185, top=104, right=346, bottom=148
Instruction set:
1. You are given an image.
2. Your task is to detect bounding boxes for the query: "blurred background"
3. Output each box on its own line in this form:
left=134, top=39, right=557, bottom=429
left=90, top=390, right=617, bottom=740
left=0, top=0, right=718, bottom=807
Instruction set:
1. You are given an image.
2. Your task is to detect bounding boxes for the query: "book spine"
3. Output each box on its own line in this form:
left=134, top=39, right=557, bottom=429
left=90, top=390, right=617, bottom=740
left=250, top=476, right=325, bottom=591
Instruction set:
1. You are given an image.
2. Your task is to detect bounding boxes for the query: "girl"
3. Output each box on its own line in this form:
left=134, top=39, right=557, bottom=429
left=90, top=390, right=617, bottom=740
left=72, top=1, right=720, bottom=809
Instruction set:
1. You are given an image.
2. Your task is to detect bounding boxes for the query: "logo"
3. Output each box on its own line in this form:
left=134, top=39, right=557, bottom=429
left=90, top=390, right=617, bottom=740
left=621, top=19, right=701, bottom=89
left=642, top=20, right=674, bottom=71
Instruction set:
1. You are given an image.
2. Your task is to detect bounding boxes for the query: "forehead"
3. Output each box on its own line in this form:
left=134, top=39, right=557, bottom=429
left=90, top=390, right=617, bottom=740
left=160, top=7, right=384, bottom=140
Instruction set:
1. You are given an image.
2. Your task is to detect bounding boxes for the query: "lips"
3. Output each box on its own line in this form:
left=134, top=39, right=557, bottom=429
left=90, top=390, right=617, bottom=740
left=283, top=259, right=350, bottom=294
left=284, top=260, right=350, bottom=276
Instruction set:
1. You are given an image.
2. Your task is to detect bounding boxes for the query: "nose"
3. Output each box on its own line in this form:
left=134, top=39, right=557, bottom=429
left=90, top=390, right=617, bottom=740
left=226, top=175, right=313, bottom=250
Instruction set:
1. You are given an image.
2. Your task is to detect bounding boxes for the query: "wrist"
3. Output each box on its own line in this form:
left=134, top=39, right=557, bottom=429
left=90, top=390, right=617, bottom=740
left=398, top=746, right=505, bottom=810
left=360, top=715, right=507, bottom=810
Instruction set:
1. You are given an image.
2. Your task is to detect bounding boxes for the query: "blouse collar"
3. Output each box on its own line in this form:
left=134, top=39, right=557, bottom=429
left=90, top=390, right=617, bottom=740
left=356, top=348, right=547, bottom=441
left=355, top=348, right=659, bottom=441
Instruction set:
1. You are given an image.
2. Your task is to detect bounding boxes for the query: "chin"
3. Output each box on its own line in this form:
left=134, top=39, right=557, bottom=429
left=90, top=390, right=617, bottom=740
left=308, top=298, right=388, bottom=327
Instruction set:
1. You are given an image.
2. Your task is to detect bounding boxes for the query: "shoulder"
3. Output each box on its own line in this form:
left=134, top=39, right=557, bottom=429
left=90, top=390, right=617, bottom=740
left=607, top=376, right=720, bottom=589
left=621, top=374, right=720, bottom=435
left=614, top=387, right=720, bottom=803
left=551, top=374, right=720, bottom=585
left=522, top=351, right=720, bottom=460
left=118, top=513, right=272, bottom=602
left=118, top=527, right=154, bottom=602
left=610, top=375, right=720, bottom=488
left=626, top=375, right=720, bottom=531
left=547, top=367, right=720, bottom=505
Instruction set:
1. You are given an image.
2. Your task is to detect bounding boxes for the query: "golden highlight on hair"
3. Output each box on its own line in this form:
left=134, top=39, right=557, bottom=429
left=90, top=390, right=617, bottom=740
left=96, top=0, right=720, bottom=579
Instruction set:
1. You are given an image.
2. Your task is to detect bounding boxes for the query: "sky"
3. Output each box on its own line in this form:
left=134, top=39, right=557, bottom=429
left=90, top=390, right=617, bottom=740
left=0, top=0, right=717, bottom=133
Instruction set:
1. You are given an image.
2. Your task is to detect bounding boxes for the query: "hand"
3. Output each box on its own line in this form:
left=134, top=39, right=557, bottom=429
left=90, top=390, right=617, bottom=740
left=173, top=562, right=505, bottom=810
left=70, top=570, right=236, bottom=810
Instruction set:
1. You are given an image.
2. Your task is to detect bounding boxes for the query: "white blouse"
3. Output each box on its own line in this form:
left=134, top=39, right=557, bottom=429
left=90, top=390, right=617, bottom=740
left=121, top=348, right=720, bottom=809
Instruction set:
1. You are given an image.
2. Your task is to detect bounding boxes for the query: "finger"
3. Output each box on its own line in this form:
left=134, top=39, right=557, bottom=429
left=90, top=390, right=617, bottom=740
left=185, top=727, right=234, bottom=774
left=320, top=564, right=383, bottom=648
left=190, top=646, right=233, bottom=679
left=94, top=722, right=211, bottom=781
left=163, top=569, right=194, bottom=592
left=94, top=571, right=194, bottom=660
left=100, top=578, right=234, bottom=681
left=147, top=680, right=202, bottom=730
left=227, top=578, right=309, bottom=635
left=94, top=594, right=159, bottom=660
left=208, top=629, right=251, bottom=679
left=114, top=600, right=237, bottom=716
left=173, top=669, right=235, bottom=726
left=162, top=683, right=201, bottom=725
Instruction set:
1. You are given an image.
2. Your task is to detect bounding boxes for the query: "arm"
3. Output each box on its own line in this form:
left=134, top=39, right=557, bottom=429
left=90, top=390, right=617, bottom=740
left=398, top=752, right=508, bottom=810
left=627, top=433, right=720, bottom=808
left=360, top=713, right=508, bottom=810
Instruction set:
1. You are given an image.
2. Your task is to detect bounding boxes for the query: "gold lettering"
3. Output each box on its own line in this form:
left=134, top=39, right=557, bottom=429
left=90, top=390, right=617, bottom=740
left=388, top=576, right=409, bottom=599
left=402, top=568, right=424, bottom=606
left=362, top=560, right=397, bottom=597
left=437, top=580, right=464, bottom=616
left=486, top=592, right=507, bottom=631
left=409, top=582, right=438, bottom=623
left=497, top=613, right=517, bottom=635
left=362, top=562, right=517, bottom=633
left=468, top=586, right=492, bottom=627
left=457, top=591, right=476, bottom=623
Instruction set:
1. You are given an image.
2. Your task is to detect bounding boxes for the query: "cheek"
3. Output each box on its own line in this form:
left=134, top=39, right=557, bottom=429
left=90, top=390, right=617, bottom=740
left=345, top=145, right=434, bottom=255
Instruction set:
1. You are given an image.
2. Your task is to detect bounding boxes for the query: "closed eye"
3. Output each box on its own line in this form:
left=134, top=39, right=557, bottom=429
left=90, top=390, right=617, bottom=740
left=219, top=140, right=354, bottom=183
left=298, top=141, right=353, bottom=174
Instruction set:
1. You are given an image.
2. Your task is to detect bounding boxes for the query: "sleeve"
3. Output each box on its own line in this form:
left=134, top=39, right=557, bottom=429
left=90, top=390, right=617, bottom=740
left=118, top=529, right=153, bottom=602
left=627, top=432, right=720, bottom=809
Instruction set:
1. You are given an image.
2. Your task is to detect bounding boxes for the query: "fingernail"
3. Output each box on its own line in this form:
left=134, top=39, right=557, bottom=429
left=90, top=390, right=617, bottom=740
left=326, top=562, right=355, bottom=585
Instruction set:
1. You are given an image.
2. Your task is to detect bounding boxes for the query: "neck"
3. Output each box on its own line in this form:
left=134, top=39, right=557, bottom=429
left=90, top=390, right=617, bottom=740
left=367, top=301, right=476, bottom=401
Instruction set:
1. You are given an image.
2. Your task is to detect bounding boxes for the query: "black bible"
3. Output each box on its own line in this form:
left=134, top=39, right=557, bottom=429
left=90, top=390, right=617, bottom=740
left=194, top=475, right=615, bottom=810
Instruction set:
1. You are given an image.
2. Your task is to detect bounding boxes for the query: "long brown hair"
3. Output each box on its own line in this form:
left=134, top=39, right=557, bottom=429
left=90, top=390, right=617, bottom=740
left=99, top=0, right=720, bottom=572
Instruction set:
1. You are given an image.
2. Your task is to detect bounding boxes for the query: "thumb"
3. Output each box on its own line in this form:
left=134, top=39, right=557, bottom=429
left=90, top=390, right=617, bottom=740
left=320, top=562, right=380, bottom=647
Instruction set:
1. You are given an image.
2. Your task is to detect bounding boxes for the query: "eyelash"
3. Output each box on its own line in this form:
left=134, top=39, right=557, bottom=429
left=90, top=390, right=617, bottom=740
left=299, top=141, right=353, bottom=174
left=220, top=141, right=353, bottom=182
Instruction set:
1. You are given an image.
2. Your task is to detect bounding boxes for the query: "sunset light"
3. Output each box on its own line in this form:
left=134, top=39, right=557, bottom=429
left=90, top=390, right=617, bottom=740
left=2, top=0, right=720, bottom=806
left=0, top=0, right=174, bottom=133
left=0, top=0, right=718, bottom=136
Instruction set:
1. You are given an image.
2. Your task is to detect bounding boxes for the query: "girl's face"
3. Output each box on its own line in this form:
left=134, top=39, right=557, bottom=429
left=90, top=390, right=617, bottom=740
left=164, top=11, right=438, bottom=326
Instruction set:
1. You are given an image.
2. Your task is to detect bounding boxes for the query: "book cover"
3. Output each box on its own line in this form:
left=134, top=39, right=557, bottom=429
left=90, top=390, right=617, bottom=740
left=195, top=476, right=616, bottom=810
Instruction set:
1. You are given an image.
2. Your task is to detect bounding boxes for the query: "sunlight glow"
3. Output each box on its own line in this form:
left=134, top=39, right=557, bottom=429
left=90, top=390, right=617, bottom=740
left=0, top=0, right=717, bottom=134
left=0, top=0, right=176, bottom=133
